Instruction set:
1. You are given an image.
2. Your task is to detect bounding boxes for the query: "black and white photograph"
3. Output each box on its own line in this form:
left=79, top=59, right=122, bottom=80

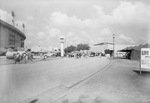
left=0, top=0, right=150, bottom=103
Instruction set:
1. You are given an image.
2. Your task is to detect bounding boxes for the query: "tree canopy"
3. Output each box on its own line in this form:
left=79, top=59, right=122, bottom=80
left=64, top=45, right=76, bottom=53
left=64, top=44, right=90, bottom=53
left=76, top=43, right=90, bottom=51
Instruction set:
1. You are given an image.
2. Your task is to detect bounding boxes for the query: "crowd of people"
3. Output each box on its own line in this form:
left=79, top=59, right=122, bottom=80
left=66, top=51, right=102, bottom=59
left=13, top=49, right=33, bottom=64
left=12, top=49, right=103, bottom=64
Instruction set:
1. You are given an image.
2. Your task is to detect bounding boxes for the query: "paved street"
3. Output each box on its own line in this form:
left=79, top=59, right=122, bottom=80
left=57, top=59, right=150, bottom=103
left=0, top=57, right=109, bottom=103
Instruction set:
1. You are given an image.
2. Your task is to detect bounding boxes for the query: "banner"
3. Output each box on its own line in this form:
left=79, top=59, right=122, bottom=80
left=141, top=48, right=150, bottom=69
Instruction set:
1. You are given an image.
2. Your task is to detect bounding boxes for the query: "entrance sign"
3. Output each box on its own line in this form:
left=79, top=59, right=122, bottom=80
left=59, top=37, right=65, bottom=43
left=59, top=36, right=66, bottom=57
left=141, top=48, right=150, bottom=69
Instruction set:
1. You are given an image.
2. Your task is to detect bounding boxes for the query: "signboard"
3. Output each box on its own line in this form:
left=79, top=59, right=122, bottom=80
left=141, top=48, right=150, bottom=69
left=59, top=37, right=65, bottom=43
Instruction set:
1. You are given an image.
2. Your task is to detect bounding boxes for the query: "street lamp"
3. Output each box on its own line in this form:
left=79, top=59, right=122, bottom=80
left=112, top=34, right=115, bottom=58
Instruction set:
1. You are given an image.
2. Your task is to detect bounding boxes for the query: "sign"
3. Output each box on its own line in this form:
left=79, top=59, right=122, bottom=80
left=59, top=37, right=65, bottom=43
left=141, top=48, right=150, bottom=69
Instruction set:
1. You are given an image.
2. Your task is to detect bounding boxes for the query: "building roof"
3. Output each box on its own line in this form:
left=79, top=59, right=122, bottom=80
left=94, top=42, right=113, bottom=46
left=0, top=19, right=26, bottom=39
left=120, top=44, right=150, bottom=52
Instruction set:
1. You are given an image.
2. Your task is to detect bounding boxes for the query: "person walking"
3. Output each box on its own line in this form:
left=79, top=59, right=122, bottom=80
left=14, top=51, right=21, bottom=64
left=26, top=49, right=33, bottom=63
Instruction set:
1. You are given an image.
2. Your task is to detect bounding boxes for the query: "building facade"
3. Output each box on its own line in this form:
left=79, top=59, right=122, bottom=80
left=0, top=19, right=26, bottom=50
left=91, top=42, right=135, bottom=57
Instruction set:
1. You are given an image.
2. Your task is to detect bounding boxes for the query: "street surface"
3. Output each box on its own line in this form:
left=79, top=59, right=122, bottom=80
left=0, top=57, right=109, bottom=103
left=57, top=59, right=150, bottom=103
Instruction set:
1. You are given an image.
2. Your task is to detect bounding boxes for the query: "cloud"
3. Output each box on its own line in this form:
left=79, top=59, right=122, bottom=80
left=100, top=28, right=111, bottom=36
left=26, top=16, right=34, bottom=21
left=119, top=34, right=134, bottom=43
left=93, top=2, right=150, bottom=44
left=47, top=28, right=61, bottom=38
left=0, top=9, right=13, bottom=24
left=109, top=1, right=150, bottom=44
left=34, top=1, right=150, bottom=46
left=50, top=12, right=97, bottom=28
left=111, top=1, right=150, bottom=24
left=37, top=32, right=46, bottom=40
left=44, top=1, right=150, bottom=47
left=34, top=28, right=62, bottom=46
left=0, top=9, right=26, bottom=32
left=66, top=31, right=79, bottom=45
left=35, top=31, right=51, bottom=46
left=65, top=31, right=85, bottom=45
left=2, top=1, right=149, bottom=47
left=93, top=5, right=108, bottom=23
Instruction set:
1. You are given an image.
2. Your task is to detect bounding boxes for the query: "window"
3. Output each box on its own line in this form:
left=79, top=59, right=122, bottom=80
left=9, top=33, right=15, bottom=45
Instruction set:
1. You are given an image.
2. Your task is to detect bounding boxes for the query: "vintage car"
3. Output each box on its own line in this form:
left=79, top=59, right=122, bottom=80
left=43, top=52, right=55, bottom=58
left=6, top=50, right=25, bottom=59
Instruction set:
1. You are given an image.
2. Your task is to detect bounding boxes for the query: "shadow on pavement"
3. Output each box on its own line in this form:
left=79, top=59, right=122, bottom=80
left=133, top=70, right=150, bottom=75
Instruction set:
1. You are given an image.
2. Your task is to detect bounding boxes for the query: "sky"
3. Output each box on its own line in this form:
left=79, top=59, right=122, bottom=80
left=0, top=0, right=150, bottom=48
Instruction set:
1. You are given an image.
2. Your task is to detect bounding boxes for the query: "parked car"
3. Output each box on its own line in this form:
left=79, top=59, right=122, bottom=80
left=6, top=51, right=17, bottom=59
left=44, top=52, right=55, bottom=58
left=6, top=50, right=25, bottom=59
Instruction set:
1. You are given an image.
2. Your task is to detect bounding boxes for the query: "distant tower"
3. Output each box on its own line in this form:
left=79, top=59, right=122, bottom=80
left=22, top=23, right=25, bottom=34
left=11, top=11, right=15, bottom=26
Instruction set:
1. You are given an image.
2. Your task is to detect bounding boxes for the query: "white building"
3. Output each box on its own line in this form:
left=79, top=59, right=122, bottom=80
left=90, top=42, right=134, bottom=57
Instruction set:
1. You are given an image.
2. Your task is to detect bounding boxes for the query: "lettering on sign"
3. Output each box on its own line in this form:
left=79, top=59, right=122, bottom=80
left=142, top=51, right=149, bottom=55
left=141, top=48, right=150, bottom=69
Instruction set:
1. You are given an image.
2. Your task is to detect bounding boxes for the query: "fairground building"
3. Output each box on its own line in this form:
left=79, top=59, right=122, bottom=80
left=0, top=19, right=26, bottom=51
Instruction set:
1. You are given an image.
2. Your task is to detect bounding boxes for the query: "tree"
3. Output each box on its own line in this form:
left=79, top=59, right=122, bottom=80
left=64, top=44, right=90, bottom=53
left=76, top=43, right=90, bottom=51
left=64, top=45, right=76, bottom=53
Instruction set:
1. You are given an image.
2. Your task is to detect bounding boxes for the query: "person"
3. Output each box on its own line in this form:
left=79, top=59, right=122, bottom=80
left=14, top=51, right=21, bottom=64
left=20, top=51, right=28, bottom=63
left=27, top=49, right=33, bottom=62
left=43, top=53, right=47, bottom=60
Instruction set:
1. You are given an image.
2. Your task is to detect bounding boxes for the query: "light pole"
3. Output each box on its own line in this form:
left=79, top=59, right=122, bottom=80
left=112, top=34, right=115, bottom=58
